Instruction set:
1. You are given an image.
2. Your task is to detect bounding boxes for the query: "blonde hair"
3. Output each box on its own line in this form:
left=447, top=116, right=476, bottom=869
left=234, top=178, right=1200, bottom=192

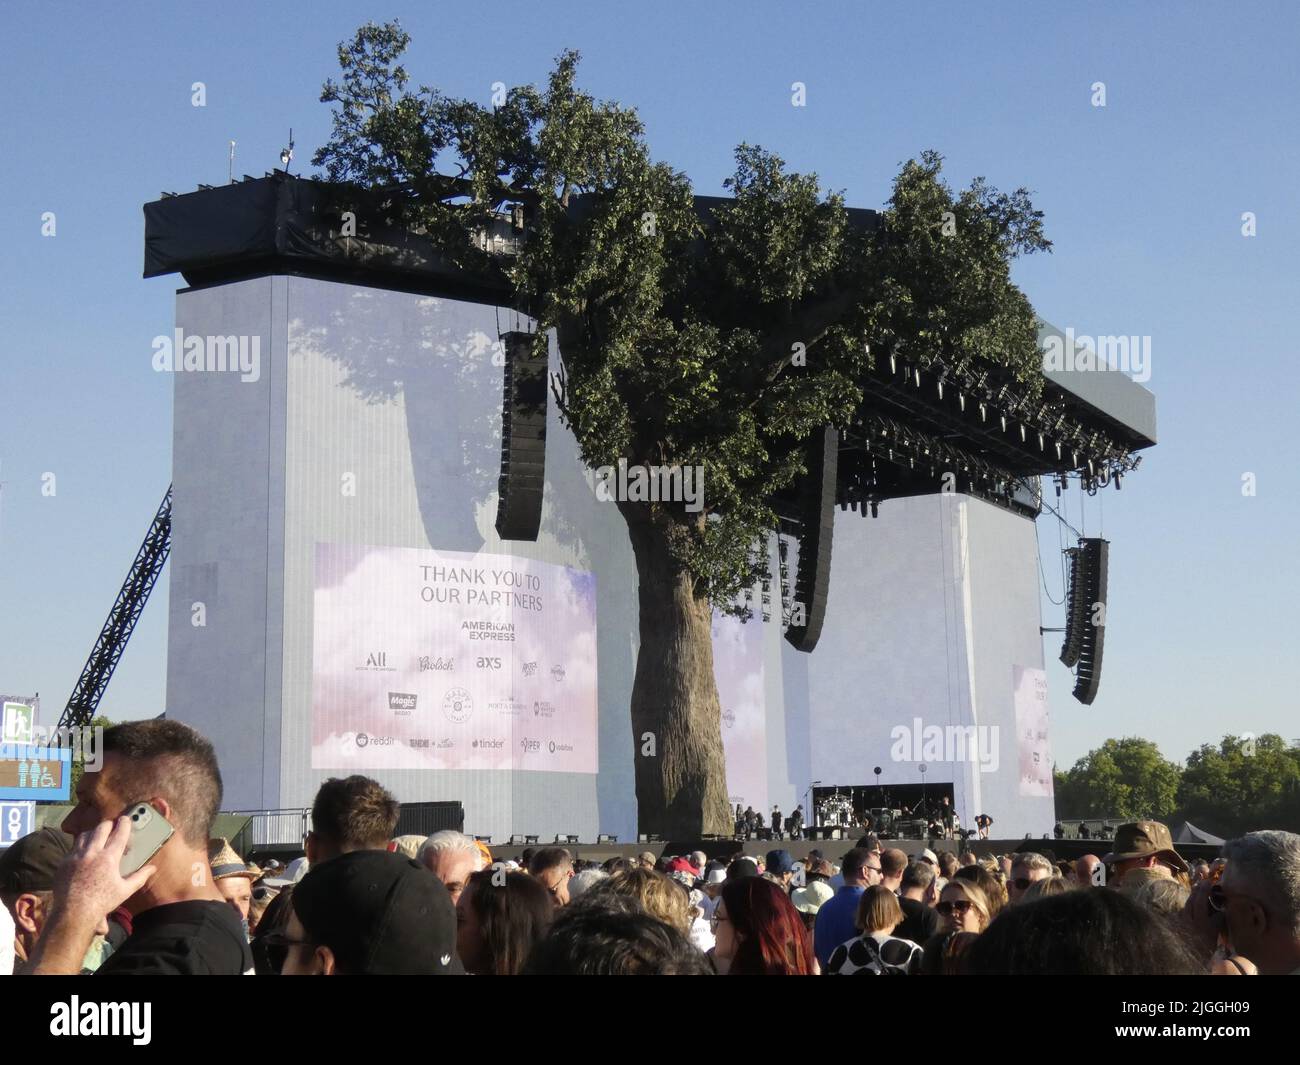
left=1021, top=876, right=1074, bottom=901
left=855, top=885, right=904, bottom=934
left=941, top=879, right=992, bottom=931
left=595, top=868, right=692, bottom=932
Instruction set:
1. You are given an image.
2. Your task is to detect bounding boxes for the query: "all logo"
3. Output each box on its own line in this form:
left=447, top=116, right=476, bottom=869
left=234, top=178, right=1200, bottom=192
left=358, top=652, right=395, bottom=672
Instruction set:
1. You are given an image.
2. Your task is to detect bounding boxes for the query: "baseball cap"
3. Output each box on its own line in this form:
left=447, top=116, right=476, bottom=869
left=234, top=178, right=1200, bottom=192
left=0, top=827, right=74, bottom=895
left=918, top=848, right=939, bottom=866
left=291, top=850, right=463, bottom=974
left=667, top=856, right=700, bottom=877
left=726, top=856, right=759, bottom=880
left=765, top=849, right=795, bottom=875
left=263, top=855, right=309, bottom=889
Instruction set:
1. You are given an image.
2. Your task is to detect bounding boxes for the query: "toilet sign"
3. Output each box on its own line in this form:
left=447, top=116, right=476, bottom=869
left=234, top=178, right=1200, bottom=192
left=0, top=801, right=35, bottom=847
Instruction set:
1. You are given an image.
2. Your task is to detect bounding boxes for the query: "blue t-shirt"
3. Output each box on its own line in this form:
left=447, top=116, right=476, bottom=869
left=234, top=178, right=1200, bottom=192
left=813, top=885, right=865, bottom=967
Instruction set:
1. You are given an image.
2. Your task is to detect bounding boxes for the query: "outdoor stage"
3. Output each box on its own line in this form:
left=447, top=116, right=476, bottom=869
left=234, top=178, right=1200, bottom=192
left=145, top=174, right=1156, bottom=847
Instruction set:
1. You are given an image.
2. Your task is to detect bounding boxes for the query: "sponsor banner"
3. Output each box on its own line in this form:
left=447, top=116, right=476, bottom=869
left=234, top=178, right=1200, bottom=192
left=712, top=611, right=767, bottom=810
left=1013, top=665, right=1053, bottom=797
left=312, top=544, right=597, bottom=773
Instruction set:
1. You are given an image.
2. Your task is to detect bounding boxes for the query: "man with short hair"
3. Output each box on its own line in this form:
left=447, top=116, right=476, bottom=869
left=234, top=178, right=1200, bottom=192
left=306, top=776, right=400, bottom=863
left=417, top=830, right=484, bottom=905
left=277, top=850, right=462, bottom=974
left=813, top=848, right=881, bottom=967
left=1213, top=830, right=1300, bottom=975
left=896, top=860, right=942, bottom=945
left=1008, top=852, right=1055, bottom=903
left=0, top=826, right=74, bottom=971
left=959, top=850, right=978, bottom=868
left=530, top=846, right=575, bottom=907
left=879, top=848, right=908, bottom=893
left=25, top=719, right=253, bottom=975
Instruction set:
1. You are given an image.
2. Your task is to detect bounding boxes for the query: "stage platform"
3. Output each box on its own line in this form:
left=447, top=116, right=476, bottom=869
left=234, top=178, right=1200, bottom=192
left=249, top=836, right=1226, bottom=867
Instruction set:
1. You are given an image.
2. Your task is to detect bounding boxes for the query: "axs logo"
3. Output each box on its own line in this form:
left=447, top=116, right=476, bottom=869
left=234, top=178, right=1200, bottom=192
left=476, top=656, right=503, bottom=670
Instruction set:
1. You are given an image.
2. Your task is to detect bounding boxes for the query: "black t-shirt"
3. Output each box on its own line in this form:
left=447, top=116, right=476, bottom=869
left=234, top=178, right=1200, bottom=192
left=96, top=901, right=253, bottom=976
left=895, top=896, right=941, bottom=946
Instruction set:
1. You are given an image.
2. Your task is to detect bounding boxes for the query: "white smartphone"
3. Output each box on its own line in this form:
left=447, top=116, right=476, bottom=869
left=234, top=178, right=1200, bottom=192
left=119, top=802, right=174, bottom=877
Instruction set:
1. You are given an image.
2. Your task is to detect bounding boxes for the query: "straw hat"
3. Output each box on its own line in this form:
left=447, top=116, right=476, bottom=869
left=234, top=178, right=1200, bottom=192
left=208, top=838, right=259, bottom=881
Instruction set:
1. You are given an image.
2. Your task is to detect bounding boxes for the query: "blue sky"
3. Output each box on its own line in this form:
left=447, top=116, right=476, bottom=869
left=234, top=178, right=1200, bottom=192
left=1, top=1, right=1297, bottom=771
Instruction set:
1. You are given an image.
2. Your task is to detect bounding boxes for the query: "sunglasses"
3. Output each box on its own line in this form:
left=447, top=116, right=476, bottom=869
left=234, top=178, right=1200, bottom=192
left=1013, top=878, right=1032, bottom=891
left=254, top=931, right=313, bottom=975
left=937, top=900, right=974, bottom=917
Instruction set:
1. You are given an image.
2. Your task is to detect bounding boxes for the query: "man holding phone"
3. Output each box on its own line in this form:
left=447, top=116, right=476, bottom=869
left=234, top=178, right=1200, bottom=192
left=24, top=719, right=253, bottom=975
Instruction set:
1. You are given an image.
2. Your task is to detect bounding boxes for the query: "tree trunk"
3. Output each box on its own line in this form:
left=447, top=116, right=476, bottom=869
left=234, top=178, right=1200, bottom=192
left=620, top=503, right=733, bottom=839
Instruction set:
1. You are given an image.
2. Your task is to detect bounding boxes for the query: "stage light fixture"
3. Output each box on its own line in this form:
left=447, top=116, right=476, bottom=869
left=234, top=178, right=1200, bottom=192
left=597, top=834, right=618, bottom=844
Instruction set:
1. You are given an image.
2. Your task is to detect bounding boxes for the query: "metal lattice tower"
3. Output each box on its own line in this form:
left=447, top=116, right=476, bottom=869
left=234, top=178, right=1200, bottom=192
left=59, top=485, right=173, bottom=729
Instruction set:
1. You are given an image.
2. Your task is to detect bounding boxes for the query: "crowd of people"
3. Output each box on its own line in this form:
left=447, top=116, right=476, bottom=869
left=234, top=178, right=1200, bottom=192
left=3, top=718, right=1299, bottom=975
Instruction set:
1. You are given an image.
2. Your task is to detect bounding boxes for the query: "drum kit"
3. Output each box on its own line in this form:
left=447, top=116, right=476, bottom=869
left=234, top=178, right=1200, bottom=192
left=815, top=791, right=857, bottom=828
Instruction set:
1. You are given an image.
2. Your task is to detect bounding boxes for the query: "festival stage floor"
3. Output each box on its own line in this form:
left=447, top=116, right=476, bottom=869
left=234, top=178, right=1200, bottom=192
left=469, top=836, right=1226, bottom=866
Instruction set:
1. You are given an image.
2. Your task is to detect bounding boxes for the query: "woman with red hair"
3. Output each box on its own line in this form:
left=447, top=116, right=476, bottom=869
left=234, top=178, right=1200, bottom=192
left=711, top=875, right=816, bottom=975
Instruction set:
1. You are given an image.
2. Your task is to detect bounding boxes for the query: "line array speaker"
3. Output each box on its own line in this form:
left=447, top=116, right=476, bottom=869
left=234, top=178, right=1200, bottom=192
left=784, top=427, right=838, bottom=652
left=495, top=331, right=548, bottom=542
left=1070, top=537, right=1109, bottom=705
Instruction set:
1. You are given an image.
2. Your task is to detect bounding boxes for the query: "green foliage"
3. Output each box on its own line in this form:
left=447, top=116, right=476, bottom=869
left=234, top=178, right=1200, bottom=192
left=1054, top=737, right=1181, bottom=821
left=314, top=22, right=1050, bottom=611
left=1056, top=733, right=1300, bottom=837
left=1176, top=734, right=1300, bottom=838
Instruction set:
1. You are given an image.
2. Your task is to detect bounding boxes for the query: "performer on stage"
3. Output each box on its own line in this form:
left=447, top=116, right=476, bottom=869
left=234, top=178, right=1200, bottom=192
left=975, top=813, right=993, bottom=839
left=789, top=805, right=804, bottom=841
left=941, top=796, right=955, bottom=840
left=771, top=806, right=783, bottom=841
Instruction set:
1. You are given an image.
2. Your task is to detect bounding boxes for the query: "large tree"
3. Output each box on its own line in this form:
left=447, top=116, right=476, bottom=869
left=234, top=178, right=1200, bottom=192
left=1176, top=733, right=1300, bottom=837
left=314, top=22, right=1050, bottom=836
left=1053, top=737, right=1182, bottom=822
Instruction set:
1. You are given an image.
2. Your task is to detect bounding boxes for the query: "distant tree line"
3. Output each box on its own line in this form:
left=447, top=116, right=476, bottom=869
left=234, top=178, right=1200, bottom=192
left=1053, top=734, right=1300, bottom=838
